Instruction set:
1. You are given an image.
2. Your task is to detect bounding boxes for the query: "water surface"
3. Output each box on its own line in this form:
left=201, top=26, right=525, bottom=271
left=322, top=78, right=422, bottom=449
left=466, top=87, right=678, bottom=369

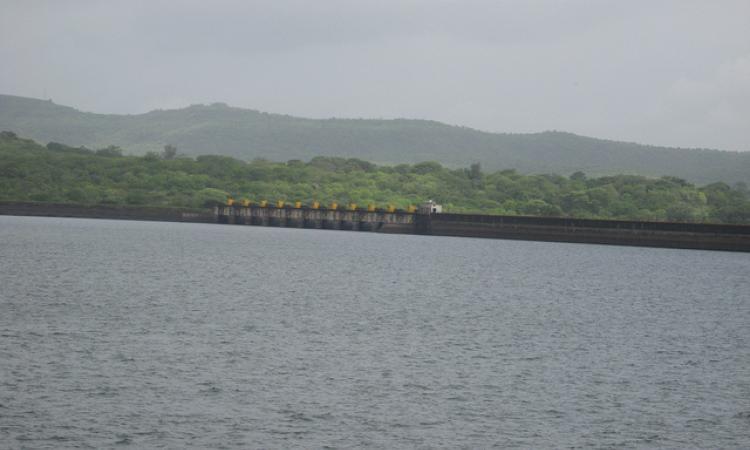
left=1, top=216, right=749, bottom=448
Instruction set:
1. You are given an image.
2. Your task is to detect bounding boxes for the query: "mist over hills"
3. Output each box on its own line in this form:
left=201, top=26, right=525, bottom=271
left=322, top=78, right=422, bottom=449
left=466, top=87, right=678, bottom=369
left=1, top=94, right=748, bottom=184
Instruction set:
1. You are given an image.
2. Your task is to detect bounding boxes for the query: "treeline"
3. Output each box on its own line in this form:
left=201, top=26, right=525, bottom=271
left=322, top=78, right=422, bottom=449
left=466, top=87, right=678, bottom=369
left=1, top=131, right=749, bottom=223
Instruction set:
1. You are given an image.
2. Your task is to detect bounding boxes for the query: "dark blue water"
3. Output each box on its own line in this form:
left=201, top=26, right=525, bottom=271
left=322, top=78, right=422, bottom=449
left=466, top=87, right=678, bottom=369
left=1, top=216, right=749, bottom=448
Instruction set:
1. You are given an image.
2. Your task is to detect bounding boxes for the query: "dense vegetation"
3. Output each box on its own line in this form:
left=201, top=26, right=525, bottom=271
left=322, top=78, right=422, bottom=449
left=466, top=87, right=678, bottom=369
left=2, top=94, right=749, bottom=185
left=2, top=132, right=749, bottom=224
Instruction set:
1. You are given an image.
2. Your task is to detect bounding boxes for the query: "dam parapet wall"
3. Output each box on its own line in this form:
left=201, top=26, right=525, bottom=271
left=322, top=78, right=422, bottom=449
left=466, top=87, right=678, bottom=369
left=426, top=213, right=750, bottom=252
left=0, top=201, right=215, bottom=223
left=2, top=201, right=748, bottom=252
left=216, top=205, right=750, bottom=251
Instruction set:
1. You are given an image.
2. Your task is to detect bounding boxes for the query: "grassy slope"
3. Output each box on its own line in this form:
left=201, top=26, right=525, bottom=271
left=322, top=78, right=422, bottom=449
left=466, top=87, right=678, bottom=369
left=1, top=94, right=748, bottom=184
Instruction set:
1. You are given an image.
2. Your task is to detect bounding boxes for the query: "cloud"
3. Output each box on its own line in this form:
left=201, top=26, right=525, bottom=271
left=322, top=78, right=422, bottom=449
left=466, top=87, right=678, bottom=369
left=639, top=55, right=750, bottom=150
left=1, top=0, right=749, bottom=151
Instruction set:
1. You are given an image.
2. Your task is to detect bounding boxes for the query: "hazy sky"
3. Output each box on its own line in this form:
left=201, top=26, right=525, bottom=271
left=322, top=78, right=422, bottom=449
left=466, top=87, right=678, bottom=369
left=2, top=0, right=749, bottom=151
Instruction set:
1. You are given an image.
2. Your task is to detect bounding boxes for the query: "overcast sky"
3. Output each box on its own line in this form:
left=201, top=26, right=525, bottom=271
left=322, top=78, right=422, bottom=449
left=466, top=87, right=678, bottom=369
left=2, top=0, right=749, bottom=151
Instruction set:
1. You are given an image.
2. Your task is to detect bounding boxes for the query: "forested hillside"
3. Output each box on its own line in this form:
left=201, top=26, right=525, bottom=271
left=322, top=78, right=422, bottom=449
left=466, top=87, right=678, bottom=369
left=2, top=94, right=748, bottom=185
left=2, top=132, right=748, bottom=223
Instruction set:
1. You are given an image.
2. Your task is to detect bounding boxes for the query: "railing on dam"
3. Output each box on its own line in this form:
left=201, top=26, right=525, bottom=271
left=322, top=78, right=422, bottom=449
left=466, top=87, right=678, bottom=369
left=215, top=205, right=416, bottom=231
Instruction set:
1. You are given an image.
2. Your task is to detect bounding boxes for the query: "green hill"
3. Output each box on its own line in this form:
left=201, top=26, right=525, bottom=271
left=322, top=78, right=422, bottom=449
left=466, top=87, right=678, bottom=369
left=1, top=94, right=748, bottom=184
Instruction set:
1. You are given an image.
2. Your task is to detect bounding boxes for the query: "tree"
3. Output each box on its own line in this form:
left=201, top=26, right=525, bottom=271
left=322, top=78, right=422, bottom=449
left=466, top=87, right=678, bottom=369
left=519, top=199, right=562, bottom=217
left=195, top=187, right=230, bottom=208
left=666, top=203, right=701, bottom=222
left=95, top=145, right=123, bottom=157
left=162, top=144, right=177, bottom=160
left=465, top=162, right=484, bottom=189
left=412, top=161, right=443, bottom=175
left=143, top=151, right=160, bottom=161
left=47, top=142, right=93, bottom=155
left=469, top=162, right=482, bottom=179
left=570, top=171, right=587, bottom=182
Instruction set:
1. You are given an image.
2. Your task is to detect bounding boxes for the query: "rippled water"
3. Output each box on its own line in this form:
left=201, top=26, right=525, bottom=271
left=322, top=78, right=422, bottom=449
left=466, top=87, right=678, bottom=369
left=1, top=216, right=749, bottom=448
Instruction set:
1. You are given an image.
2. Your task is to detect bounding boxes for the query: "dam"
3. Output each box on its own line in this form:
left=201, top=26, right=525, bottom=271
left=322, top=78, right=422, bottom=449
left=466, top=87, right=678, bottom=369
left=215, top=203, right=750, bottom=252
left=1, top=201, right=748, bottom=252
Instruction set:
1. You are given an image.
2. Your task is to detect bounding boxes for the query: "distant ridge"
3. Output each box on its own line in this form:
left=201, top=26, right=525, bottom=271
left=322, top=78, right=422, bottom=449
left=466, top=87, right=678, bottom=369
left=1, top=94, right=748, bottom=184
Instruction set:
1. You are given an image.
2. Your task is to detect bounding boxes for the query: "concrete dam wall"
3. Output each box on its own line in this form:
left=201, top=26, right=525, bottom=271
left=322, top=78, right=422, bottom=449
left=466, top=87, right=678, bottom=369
left=2, top=201, right=749, bottom=252
left=422, top=213, right=750, bottom=252
left=0, top=201, right=216, bottom=223
left=216, top=205, right=750, bottom=252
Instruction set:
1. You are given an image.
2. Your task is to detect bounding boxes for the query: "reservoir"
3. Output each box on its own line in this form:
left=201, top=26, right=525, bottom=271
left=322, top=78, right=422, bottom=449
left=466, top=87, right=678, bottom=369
left=1, top=216, right=749, bottom=448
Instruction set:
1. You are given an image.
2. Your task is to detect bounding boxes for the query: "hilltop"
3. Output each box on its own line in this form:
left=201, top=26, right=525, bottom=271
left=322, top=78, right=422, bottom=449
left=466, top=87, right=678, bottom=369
left=1, top=94, right=748, bottom=184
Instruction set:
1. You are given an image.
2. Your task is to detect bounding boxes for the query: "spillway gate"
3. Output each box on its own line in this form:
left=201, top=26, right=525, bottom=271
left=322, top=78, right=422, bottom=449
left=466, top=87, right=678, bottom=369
left=215, top=205, right=416, bottom=232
